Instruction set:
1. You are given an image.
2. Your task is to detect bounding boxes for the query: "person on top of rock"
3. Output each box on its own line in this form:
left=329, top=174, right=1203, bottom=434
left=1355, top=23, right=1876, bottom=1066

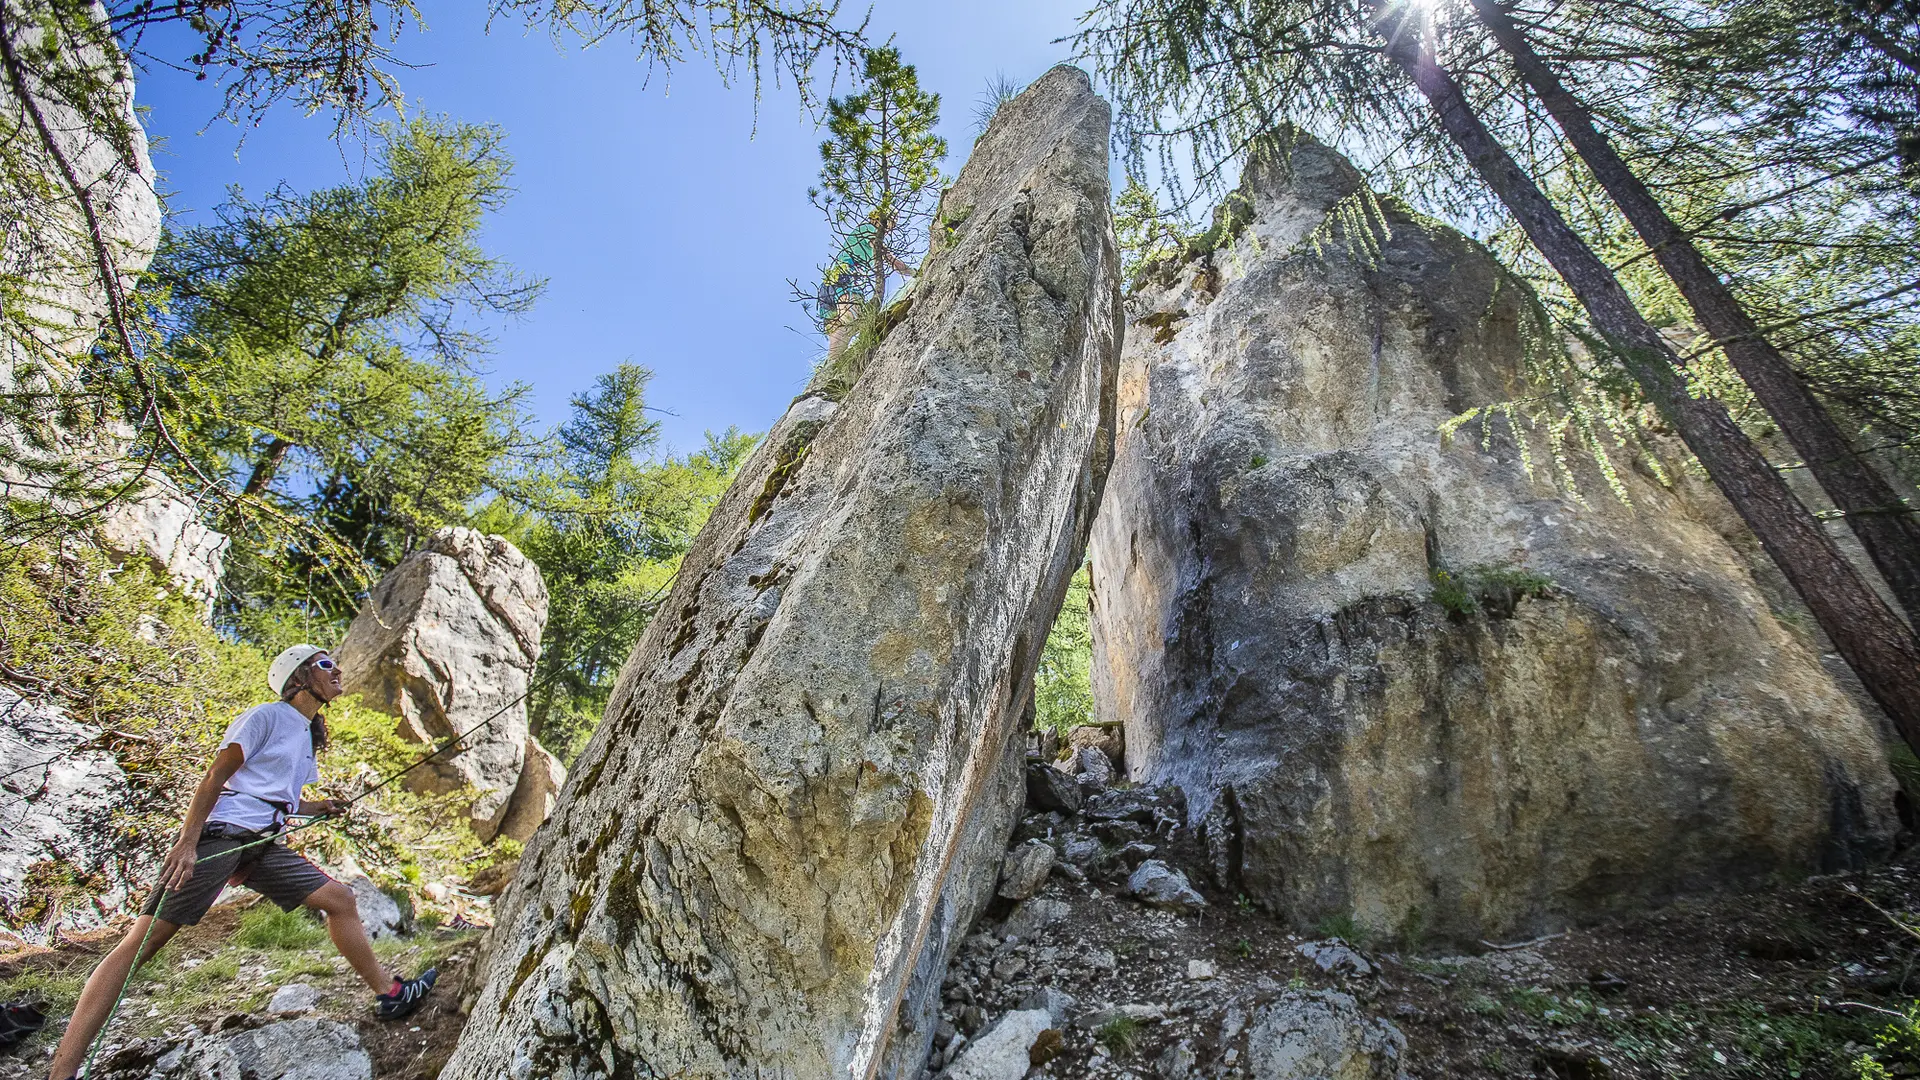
left=817, top=209, right=915, bottom=362
left=48, top=645, right=437, bottom=1080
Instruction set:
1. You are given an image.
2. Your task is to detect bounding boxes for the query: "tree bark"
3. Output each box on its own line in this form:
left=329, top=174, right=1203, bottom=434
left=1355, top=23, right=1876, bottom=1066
left=1470, top=0, right=1920, bottom=626
left=240, top=437, right=291, bottom=498
left=1369, top=5, right=1920, bottom=746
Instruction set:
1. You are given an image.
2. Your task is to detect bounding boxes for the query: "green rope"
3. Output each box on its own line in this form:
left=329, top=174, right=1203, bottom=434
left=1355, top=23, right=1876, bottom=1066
left=76, top=820, right=318, bottom=1078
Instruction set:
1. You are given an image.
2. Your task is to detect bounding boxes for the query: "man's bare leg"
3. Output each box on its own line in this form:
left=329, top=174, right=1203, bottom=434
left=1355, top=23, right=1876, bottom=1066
left=48, top=915, right=179, bottom=1079
left=304, top=882, right=390, bottom=994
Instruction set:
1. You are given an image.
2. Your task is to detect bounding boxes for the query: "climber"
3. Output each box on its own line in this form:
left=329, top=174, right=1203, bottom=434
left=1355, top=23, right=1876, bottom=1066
left=48, top=645, right=437, bottom=1080
left=818, top=210, right=915, bottom=363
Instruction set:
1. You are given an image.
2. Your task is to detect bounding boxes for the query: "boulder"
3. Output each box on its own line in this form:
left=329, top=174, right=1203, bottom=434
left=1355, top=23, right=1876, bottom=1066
left=267, top=984, right=323, bottom=1016
left=1088, top=131, right=1898, bottom=942
left=1297, top=940, right=1373, bottom=978
left=336, top=526, right=555, bottom=841
left=945, top=1009, right=1055, bottom=1080
left=1066, top=724, right=1123, bottom=770
left=345, top=873, right=406, bottom=940
left=1073, top=746, right=1114, bottom=790
left=1001, top=897, right=1071, bottom=940
left=997, top=840, right=1057, bottom=901
left=439, top=67, right=1119, bottom=1080
left=1025, top=760, right=1083, bottom=814
left=496, top=734, right=567, bottom=844
left=1127, top=860, right=1206, bottom=913
left=0, top=687, right=143, bottom=941
left=1244, top=991, right=1405, bottom=1080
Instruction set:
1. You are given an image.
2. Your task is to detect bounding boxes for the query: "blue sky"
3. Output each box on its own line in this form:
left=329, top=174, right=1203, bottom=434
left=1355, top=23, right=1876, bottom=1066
left=134, top=1, right=1091, bottom=456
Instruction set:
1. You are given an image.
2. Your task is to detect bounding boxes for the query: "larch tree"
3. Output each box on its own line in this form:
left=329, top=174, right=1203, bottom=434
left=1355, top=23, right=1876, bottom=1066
left=1, top=0, right=861, bottom=548
left=478, top=364, right=756, bottom=760
left=1076, top=0, right=1920, bottom=744
left=148, top=117, right=540, bottom=636
left=1463, top=0, right=1920, bottom=625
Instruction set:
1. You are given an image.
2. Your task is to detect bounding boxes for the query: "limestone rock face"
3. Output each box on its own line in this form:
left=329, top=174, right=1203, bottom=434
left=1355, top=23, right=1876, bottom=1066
left=1088, top=134, right=1898, bottom=942
left=336, top=526, right=556, bottom=841
left=0, top=1, right=226, bottom=611
left=0, top=687, right=143, bottom=942
left=441, top=66, right=1118, bottom=1080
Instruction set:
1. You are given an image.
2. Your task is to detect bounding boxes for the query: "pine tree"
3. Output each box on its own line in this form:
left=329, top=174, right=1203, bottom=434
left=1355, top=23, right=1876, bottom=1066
left=810, top=46, right=947, bottom=309
left=483, top=365, right=756, bottom=760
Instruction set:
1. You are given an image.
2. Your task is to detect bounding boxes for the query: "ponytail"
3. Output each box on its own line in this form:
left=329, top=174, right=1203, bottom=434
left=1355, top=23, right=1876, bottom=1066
left=309, top=713, right=329, bottom=754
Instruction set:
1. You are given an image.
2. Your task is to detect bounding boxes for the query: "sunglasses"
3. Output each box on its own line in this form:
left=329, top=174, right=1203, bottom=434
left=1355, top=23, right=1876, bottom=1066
left=308, top=657, right=338, bottom=672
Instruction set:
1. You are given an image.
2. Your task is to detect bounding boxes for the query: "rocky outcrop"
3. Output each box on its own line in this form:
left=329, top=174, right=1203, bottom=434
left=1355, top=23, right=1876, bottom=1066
left=1088, top=132, right=1898, bottom=943
left=0, top=687, right=143, bottom=943
left=0, top=1, right=226, bottom=611
left=93, top=1018, right=373, bottom=1080
left=1245, top=991, right=1405, bottom=1080
left=335, top=527, right=557, bottom=842
left=441, top=66, right=1119, bottom=1080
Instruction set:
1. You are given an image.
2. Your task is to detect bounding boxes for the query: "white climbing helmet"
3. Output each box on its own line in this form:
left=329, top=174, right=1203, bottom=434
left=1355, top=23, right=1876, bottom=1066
left=268, top=644, right=325, bottom=698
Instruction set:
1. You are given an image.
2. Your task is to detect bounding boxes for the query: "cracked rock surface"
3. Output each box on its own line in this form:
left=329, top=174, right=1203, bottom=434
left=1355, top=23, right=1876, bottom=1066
left=336, top=526, right=556, bottom=842
left=1089, top=129, right=1897, bottom=943
left=440, top=65, right=1119, bottom=1080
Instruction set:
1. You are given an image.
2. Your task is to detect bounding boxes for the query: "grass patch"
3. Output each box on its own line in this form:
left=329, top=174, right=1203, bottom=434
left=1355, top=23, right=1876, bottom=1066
left=1096, top=1016, right=1144, bottom=1056
left=1312, top=912, right=1373, bottom=948
left=234, top=907, right=328, bottom=951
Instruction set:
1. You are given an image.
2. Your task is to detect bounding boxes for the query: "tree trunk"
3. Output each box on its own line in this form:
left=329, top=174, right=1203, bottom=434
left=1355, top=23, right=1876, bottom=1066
left=1370, top=5, right=1920, bottom=746
left=1470, top=0, right=1920, bottom=626
left=240, top=437, right=291, bottom=498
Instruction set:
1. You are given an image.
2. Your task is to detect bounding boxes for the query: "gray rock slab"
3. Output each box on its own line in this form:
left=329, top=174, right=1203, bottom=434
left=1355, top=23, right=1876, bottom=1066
left=998, top=840, right=1056, bottom=901
left=945, top=1009, right=1054, bottom=1080
left=1129, top=860, right=1206, bottom=912
left=267, top=983, right=323, bottom=1016
left=439, top=65, right=1119, bottom=1080
left=1244, top=991, right=1405, bottom=1080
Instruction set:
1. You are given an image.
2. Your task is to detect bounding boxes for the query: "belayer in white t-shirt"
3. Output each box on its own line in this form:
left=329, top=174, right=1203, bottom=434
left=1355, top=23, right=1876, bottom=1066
left=49, top=646, right=438, bottom=1080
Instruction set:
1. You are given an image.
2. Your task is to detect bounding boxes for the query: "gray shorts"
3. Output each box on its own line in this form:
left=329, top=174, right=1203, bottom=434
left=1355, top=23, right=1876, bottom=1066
left=140, top=825, right=333, bottom=927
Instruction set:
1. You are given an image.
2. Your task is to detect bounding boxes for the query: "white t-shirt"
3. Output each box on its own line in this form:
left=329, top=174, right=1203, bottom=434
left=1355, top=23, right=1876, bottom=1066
left=207, top=702, right=320, bottom=831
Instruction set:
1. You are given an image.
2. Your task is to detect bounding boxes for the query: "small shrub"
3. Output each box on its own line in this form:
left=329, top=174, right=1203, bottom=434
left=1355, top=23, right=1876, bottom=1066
left=234, top=906, right=327, bottom=950
left=1313, top=912, right=1371, bottom=947
left=1430, top=563, right=1554, bottom=619
left=1097, top=1016, right=1143, bottom=1056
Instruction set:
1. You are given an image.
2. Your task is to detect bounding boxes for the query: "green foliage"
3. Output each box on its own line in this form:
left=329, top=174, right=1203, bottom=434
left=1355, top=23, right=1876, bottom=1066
left=1113, top=177, right=1186, bottom=282
left=1856, top=1001, right=1920, bottom=1079
left=971, top=72, right=1022, bottom=135
left=1033, top=563, right=1095, bottom=737
left=1096, top=1016, right=1144, bottom=1056
left=809, top=46, right=946, bottom=318
left=1429, top=564, right=1555, bottom=619
left=145, top=116, right=541, bottom=637
left=481, top=366, right=756, bottom=762
left=1312, top=911, right=1372, bottom=948
left=233, top=906, right=328, bottom=951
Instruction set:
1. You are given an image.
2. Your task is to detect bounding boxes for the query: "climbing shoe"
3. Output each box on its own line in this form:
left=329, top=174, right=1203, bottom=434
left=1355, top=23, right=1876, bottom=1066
left=0, top=1000, right=45, bottom=1049
left=374, top=968, right=437, bottom=1021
